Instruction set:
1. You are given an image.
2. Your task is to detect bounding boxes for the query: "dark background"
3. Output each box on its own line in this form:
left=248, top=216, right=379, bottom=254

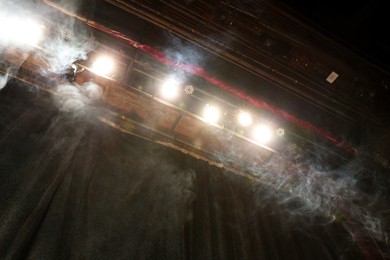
left=278, top=0, right=390, bottom=67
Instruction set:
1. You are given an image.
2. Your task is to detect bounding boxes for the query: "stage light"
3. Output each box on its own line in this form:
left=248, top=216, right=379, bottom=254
left=91, top=56, right=114, bottom=76
left=253, top=124, right=272, bottom=144
left=238, top=111, right=252, bottom=127
left=203, top=104, right=221, bottom=124
left=160, top=76, right=180, bottom=100
left=0, top=16, right=44, bottom=47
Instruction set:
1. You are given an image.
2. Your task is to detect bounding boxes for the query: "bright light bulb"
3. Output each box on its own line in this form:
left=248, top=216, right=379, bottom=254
left=160, top=77, right=180, bottom=100
left=91, top=56, right=114, bottom=76
left=253, top=125, right=272, bottom=144
left=238, top=111, right=252, bottom=127
left=203, top=104, right=221, bottom=124
left=0, top=16, right=44, bottom=46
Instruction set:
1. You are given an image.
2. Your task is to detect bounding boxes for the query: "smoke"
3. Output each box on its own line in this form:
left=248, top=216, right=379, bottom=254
left=54, top=82, right=102, bottom=115
left=0, top=0, right=101, bottom=120
left=0, top=0, right=104, bottom=158
left=39, top=10, right=94, bottom=73
left=82, top=82, right=103, bottom=100
left=0, top=1, right=43, bottom=88
left=212, top=132, right=389, bottom=247
left=0, top=0, right=94, bottom=90
left=0, top=69, right=10, bottom=90
left=164, top=34, right=206, bottom=69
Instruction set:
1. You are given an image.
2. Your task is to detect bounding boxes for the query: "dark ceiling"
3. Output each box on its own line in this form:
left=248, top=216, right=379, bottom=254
left=277, top=0, right=390, bottom=67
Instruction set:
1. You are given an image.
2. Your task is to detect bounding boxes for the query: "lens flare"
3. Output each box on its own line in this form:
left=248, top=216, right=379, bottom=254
left=91, top=56, right=114, bottom=76
left=0, top=16, right=44, bottom=47
left=238, top=111, right=252, bottom=127
left=253, top=124, right=272, bottom=144
left=203, top=104, right=221, bottom=124
left=160, top=77, right=180, bottom=100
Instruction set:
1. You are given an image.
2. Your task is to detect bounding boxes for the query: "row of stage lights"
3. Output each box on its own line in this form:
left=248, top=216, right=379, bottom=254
left=66, top=55, right=282, bottom=146
left=0, top=16, right=284, bottom=146
left=151, top=74, right=284, bottom=145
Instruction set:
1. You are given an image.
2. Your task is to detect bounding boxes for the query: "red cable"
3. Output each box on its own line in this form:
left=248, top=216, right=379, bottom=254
left=86, top=21, right=356, bottom=155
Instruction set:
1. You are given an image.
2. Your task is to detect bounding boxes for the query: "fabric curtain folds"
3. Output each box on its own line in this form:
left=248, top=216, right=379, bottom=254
left=0, top=84, right=362, bottom=259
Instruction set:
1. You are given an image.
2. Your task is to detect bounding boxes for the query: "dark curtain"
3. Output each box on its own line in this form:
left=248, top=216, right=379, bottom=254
left=0, top=83, right=362, bottom=259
